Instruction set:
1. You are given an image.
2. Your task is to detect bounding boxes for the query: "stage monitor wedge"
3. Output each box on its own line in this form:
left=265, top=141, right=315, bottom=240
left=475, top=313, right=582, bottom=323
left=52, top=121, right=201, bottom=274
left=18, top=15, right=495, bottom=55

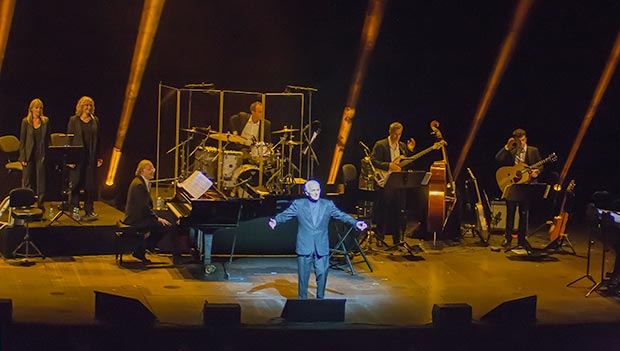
left=94, top=291, right=157, bottom=326
left=281, top=299, right=346, bottom=322
left=481, top=295, right=537, bottom=326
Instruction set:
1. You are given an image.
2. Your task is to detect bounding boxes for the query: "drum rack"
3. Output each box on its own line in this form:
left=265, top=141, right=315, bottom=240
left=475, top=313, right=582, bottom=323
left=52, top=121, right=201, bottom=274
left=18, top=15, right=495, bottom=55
left=154, top=83, right=318, bottom=200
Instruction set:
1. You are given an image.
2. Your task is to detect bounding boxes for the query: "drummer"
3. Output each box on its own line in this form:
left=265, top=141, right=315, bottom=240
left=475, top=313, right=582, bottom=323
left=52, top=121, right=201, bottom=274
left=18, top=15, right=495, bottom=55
left=229, top=101, right=272, bottom=154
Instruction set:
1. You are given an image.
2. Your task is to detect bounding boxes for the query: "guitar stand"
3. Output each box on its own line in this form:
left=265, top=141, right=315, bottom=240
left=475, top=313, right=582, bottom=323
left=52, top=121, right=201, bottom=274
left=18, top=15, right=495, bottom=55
left=543, top=232, right=576, bottom=254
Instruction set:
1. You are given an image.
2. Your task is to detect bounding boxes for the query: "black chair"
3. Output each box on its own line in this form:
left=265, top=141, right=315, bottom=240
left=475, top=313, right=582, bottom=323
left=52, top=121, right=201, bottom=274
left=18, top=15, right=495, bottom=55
left=10, top=188, right=45, bottom=260
left=114, top=220, right=148, bottom=264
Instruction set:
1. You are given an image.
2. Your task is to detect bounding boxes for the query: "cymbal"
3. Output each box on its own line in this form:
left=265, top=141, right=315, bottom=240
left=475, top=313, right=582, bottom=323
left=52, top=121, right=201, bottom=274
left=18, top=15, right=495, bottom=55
left=285, top=140, right=303, bottom=146
left=272, top=127, right=300, bottom=134
left=208, top=132, right=248, bottom=144
left=181, top=127, right=210, bottom=134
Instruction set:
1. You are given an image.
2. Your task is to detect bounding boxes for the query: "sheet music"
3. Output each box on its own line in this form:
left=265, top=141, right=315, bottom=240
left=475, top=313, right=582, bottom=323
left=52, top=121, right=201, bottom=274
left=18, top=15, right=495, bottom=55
left=178, top=171, right=212, bottom=199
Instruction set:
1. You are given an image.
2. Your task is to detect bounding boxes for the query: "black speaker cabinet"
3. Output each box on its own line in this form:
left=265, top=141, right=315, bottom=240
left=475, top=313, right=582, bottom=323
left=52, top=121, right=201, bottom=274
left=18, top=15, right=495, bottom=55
left=281, top=299, right=346, bottom=322
left=94, top=291, right=157, bottom=326
left=481, top=295, right=537, bottom=325
left=490, top=200, right=520, bottom=233
left=203, top=301, right=241, bottom=327
left=432, top=303, right=472, bottom=330
left=0, top=299, right=12, bottom=323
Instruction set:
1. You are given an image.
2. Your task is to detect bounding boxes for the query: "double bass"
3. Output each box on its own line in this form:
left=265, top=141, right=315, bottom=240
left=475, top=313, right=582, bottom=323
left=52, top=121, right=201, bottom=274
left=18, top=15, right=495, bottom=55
left=426, top=121, right=455, bottom=234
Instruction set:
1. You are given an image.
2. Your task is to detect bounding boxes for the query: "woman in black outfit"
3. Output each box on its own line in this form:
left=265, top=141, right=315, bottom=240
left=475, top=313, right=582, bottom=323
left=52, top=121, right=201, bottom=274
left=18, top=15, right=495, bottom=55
left=19, top=98, right=51, bottom=209
left=67, top=96, right=103, bottom=218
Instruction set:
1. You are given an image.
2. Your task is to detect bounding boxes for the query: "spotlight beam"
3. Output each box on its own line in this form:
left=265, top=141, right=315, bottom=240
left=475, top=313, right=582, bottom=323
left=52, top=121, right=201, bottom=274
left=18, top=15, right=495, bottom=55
left=327, top=0, right=387, bottom=184
left=0, top=0, right=16, bottom=75
left=106, top=0, right=166, bottom=186
left=557, top=29, right=620, bottom=188
left=453, top=0, right=534, bottom=179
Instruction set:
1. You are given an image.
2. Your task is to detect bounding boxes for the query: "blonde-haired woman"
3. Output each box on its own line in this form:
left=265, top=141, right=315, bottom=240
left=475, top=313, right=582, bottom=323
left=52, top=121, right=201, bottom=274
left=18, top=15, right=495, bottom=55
left=18, top=98, right=51, bottom=209
left=67, top=96, right=103, bottom=218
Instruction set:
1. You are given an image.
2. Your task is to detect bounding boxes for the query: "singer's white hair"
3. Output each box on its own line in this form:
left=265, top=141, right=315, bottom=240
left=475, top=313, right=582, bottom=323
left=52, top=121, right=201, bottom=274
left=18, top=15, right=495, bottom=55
left=303, top=179, right=321, bottom=193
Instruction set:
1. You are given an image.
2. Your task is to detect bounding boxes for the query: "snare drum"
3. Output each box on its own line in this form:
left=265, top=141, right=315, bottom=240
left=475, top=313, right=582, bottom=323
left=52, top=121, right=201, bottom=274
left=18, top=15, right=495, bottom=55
left=193, top=146, right=218, bottom=179
left=249, top=142, right=275, bottom=166
left=221, top=150, right=243, bottom=188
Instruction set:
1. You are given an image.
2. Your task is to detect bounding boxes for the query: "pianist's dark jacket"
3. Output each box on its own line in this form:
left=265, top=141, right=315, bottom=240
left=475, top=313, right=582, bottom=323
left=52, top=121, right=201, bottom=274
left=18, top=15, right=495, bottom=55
left=123, top=175, right=158, bottom=229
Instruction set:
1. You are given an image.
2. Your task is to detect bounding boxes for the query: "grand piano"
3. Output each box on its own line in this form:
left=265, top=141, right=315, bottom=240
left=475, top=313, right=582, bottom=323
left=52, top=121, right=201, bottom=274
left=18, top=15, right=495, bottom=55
left=167, top=191, right=295, bottom=277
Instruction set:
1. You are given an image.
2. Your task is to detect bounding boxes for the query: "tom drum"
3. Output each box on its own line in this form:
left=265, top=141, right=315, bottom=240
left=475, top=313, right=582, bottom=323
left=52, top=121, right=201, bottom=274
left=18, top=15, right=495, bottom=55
left=193, top=146, right=218, bottom=179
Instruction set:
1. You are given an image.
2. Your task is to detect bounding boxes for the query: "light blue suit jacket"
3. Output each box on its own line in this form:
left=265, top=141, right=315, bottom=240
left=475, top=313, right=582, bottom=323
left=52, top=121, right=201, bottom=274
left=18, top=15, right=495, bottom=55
left=274, top=198, right=359, bottom=256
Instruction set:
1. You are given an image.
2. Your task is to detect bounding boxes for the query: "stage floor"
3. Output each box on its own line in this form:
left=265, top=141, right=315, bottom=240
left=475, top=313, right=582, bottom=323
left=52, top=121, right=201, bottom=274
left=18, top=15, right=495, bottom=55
left=1, top=219, right=619, bottom=328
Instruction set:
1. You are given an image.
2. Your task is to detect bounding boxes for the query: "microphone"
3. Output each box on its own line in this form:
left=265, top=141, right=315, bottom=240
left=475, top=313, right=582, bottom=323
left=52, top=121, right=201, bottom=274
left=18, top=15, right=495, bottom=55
left=303, top=128, right=321, bottom=155
left=301, top=120, right=321, bottom=133
left=359, top=141, right=370, bottom=151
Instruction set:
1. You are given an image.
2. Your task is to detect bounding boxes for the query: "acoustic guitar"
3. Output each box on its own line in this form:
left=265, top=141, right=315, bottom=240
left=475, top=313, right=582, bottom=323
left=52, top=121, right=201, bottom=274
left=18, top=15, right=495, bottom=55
left=548, top=180, right=576, bottom=242
left=467, top=167, right=490, bottom=243
left=495, top=152, right=557, bottom=194
left=374, top=140, right=446, bottom=188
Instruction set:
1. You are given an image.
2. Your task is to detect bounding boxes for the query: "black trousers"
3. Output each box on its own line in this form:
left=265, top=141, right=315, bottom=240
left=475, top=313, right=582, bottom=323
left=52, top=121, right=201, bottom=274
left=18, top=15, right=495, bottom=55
left=22, top=155, right=45, bottom=208
left=69, top=162, right=97, bottom=212
left=505, top=200, right=529, bottom=245
left=373, top=187, right=406, bottom=244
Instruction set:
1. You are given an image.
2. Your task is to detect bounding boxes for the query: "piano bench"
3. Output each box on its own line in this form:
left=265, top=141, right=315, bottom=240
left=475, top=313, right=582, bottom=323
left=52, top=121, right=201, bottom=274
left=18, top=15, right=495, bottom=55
left=114, top=221, right=148, bottom=264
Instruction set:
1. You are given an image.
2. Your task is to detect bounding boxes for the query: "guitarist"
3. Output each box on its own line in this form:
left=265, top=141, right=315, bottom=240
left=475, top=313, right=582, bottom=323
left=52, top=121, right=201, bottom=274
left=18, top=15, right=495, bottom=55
left=370, top=122, right=416, bottom=246
left=494, top=128, right=542, bottom=248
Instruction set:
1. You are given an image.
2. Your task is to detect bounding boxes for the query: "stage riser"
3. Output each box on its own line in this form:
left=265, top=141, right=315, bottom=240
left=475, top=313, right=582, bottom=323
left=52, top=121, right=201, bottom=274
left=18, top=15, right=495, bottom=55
left=0, top=218, right=351, bottom=258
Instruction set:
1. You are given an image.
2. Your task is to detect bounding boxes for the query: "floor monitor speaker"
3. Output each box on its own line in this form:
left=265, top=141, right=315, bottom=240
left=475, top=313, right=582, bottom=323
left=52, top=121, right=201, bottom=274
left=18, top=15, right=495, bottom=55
left=281, top=299, right=346, bottom=322
left=94, top=291, right=157, bottom=326
left=481, top=295, right=537, bottom=325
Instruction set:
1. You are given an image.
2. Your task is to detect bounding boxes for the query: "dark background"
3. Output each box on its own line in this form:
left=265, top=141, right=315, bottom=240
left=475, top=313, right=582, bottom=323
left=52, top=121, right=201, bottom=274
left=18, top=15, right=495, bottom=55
left=1, top=0, right=619, bottom=218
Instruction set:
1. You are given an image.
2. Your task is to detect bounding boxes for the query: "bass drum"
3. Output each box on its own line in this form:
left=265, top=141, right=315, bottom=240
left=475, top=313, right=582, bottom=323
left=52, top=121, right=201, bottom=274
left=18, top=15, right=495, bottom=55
left=193, top=146, right=218, bottom=179
left=231, top=164, right=268, bottom=198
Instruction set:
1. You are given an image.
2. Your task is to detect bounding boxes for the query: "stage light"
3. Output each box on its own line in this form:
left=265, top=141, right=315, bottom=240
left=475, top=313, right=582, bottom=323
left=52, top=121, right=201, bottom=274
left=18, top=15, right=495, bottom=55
left=453, top=0, right=533, bottom=179
left=327, top=0, right=386, bottom=184
left=105, top=148, right=122, bottom=186
left=0, top=0, right=16, bottom=75
left=106, top=0, right=165, bottom=186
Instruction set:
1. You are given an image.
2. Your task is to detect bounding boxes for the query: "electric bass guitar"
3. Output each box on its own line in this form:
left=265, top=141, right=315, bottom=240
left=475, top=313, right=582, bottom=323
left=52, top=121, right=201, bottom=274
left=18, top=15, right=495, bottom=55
left=548, top=180, right=576, bottom=242
left=495, top=152, right=557, bottom=194
left=467, top=167, right=490, bottom=243
left=374, top=140, right=446, bottom=188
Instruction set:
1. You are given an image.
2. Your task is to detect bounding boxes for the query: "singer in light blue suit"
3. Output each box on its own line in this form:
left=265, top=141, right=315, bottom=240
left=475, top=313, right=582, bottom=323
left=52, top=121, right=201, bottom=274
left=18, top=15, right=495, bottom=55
left=269, top=180, right=368, bottom=299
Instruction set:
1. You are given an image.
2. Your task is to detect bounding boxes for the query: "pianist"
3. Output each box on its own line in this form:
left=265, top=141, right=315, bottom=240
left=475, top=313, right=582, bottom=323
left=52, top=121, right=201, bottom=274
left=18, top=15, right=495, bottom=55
left=268, top=179, right=368, bottom=299
left=123, top=159, right=176, bottom=263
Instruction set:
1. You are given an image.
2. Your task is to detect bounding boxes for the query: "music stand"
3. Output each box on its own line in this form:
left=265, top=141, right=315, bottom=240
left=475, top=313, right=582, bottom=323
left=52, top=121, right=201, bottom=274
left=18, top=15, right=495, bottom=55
left=329, top=224, right=373, bottom=275
left=502, top=183, right=549, bottom=254
left=382, top=171, right=428, bottom=256
left=47, top=144, right=84, bottom=226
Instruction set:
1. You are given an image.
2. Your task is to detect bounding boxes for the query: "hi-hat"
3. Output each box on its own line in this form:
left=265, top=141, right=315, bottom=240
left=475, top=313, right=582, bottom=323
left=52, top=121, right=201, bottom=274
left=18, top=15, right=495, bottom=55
left=272, top=127, right=300, bottom=134
left=285, top=140, right=302, bottom=146
left=208, top=132, right=248, bottom=144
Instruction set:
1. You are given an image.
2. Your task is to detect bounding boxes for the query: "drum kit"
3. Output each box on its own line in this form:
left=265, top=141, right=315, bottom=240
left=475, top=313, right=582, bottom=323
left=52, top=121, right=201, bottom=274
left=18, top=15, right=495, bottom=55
left=182, top=126, right=306, bottom=197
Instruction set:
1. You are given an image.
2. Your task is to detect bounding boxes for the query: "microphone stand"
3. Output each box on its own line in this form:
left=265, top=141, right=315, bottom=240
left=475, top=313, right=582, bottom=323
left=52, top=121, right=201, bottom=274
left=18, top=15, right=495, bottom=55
left=167, top=135, right=194, bottom=179
left=302, top=131, right=320, bottom=168
left=288, top=84, right=318, bottom=179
